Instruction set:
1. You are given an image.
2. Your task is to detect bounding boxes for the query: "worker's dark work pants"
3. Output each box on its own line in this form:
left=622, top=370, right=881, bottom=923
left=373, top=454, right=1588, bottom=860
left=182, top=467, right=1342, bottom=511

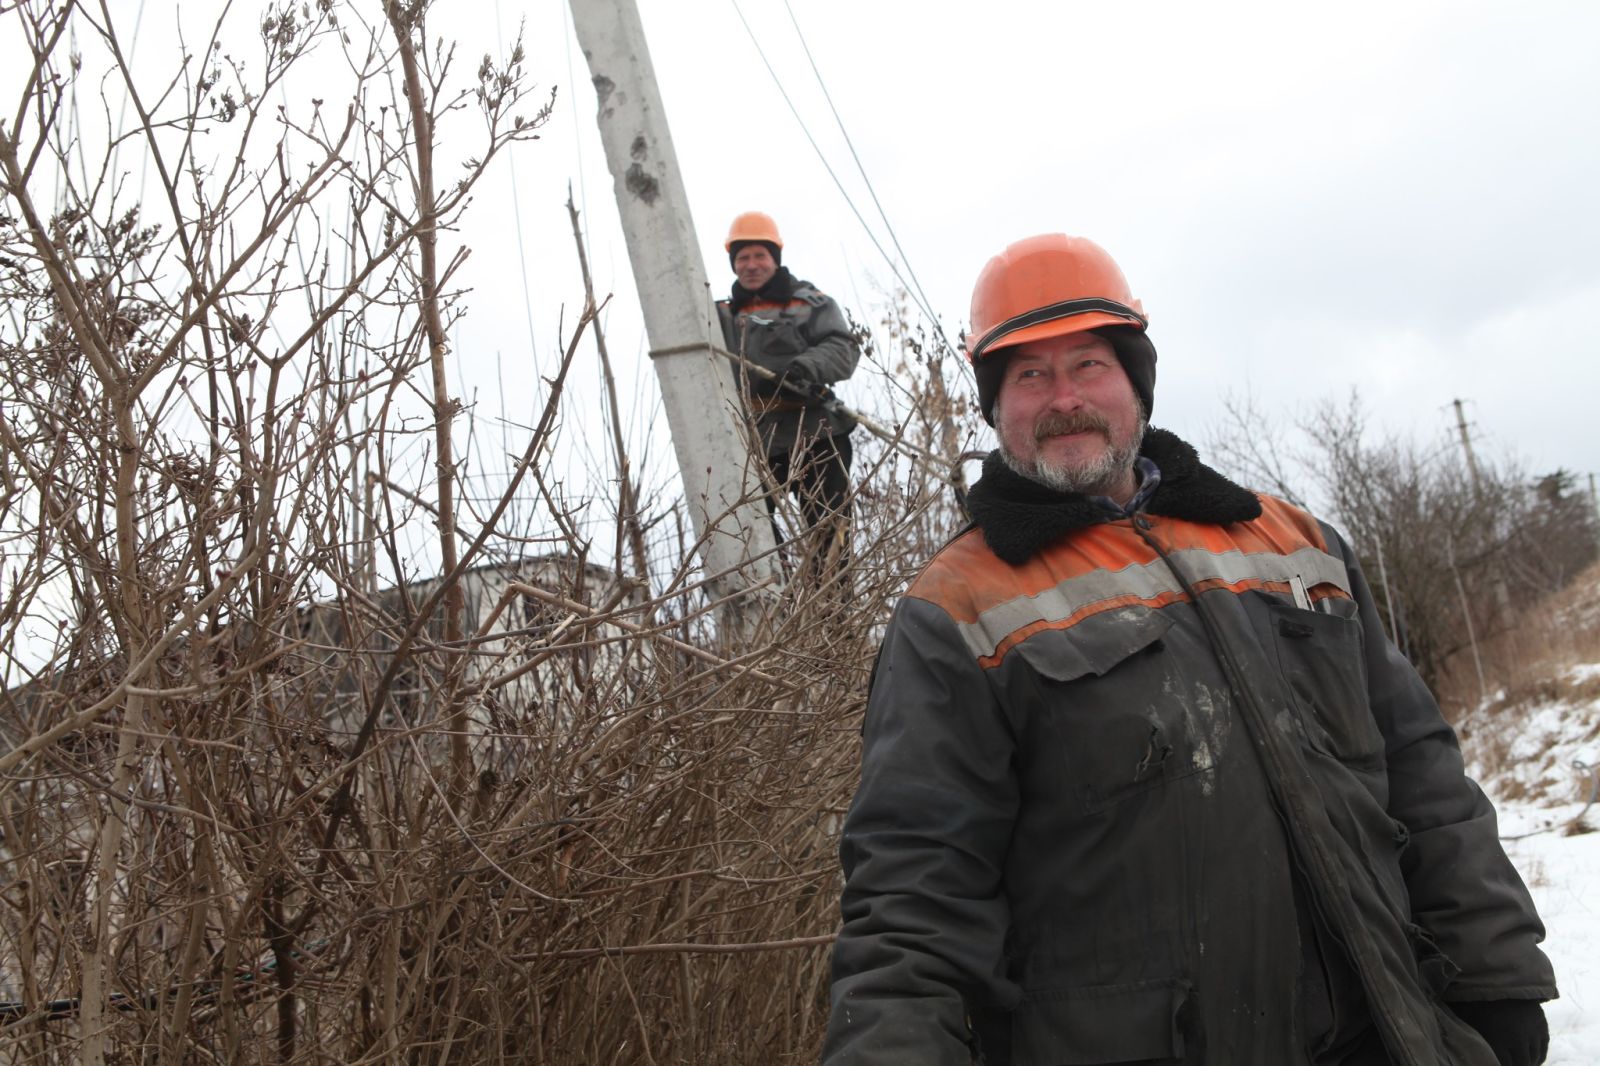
left=764, top=432, right=852, bottom=578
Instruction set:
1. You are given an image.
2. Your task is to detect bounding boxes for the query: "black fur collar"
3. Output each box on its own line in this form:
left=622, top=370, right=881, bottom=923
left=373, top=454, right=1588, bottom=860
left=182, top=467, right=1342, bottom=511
left=965, top=428, right=1262, bottom=565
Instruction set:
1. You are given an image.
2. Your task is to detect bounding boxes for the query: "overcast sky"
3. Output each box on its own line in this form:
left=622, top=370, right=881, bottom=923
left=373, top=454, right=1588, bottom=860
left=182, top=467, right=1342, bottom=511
left=428, top=0, right=1600, bottom=512
left=13, top=1, right=1600, bottom=523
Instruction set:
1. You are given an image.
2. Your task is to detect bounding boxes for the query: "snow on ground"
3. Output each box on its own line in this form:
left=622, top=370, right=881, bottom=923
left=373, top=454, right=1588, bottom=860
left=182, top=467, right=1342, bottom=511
left=1497, top=802, right=1600, bottom=1065
left=1463, top=657, right=1600, bottom=1064
left=1567, top=662, right=1600, bottom=685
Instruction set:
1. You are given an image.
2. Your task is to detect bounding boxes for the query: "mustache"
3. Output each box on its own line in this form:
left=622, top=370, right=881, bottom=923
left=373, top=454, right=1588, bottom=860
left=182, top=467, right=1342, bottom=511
left=1033, top=410, right=1111, bottom=441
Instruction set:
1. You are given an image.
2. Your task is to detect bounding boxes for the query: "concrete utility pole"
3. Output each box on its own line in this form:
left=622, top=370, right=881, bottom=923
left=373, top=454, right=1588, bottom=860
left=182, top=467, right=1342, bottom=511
left=568, top=0, right=779, bottom=628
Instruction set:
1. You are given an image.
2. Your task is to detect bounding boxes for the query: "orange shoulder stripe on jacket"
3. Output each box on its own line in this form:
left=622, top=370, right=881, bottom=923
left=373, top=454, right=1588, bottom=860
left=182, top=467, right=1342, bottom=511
left=908, top=498, right=1351, bottom=666
left=734, top=298, right=808, bottom=315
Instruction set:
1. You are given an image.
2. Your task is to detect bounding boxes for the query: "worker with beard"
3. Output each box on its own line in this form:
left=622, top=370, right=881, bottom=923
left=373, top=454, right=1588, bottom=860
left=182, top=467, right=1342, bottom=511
left=822, top=234, right=1556, bottom=1065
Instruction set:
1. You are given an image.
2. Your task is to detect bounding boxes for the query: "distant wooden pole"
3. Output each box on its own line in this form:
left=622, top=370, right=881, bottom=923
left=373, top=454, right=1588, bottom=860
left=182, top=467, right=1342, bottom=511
left=1452, top=398, right=1484, bottom=498
left=1451, top=397, right=1512, bottom=619
left=1590, top=473, right=1600, bottom=552
left=1446, top=533, right=1489, bottom=706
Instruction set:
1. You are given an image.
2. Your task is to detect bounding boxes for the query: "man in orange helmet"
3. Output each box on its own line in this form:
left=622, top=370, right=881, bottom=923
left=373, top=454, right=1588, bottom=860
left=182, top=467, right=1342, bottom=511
left=823, top=235, right=1555, bottom=1065
left=717, top=211, right=859, bottom=576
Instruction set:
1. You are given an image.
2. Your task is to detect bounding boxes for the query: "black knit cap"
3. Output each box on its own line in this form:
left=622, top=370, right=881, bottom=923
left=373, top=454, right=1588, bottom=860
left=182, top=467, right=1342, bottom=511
left=728, top=239, right=782, bottom=270
left=975, top=326, right=1157, bottom=426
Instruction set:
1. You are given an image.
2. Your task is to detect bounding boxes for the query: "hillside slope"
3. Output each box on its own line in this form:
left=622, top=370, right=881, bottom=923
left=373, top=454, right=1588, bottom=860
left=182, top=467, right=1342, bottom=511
left=1454, top=562, right=1600, bottom=1062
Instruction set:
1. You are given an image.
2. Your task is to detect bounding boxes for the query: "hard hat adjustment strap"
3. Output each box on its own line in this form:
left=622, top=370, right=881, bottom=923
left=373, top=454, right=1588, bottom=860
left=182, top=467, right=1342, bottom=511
left=972, top=297, right=1147, bottom=360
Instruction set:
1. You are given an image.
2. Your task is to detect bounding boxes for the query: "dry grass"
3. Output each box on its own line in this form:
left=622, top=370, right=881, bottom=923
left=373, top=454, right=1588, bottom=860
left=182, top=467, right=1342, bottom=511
left=1436, top=560, right=1600, bottom=720
left=1444, top=560, right=1600, bottom=807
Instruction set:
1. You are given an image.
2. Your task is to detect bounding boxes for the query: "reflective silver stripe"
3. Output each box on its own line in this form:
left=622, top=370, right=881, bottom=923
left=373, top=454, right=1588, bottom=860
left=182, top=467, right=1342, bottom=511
left=955, top=545, right=1351, bottom=660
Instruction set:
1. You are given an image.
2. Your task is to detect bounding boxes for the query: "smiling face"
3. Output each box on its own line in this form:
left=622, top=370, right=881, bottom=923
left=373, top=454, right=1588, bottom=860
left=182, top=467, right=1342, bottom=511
left=992, top=331, right=1146, bottom=502
left=733, top=243, right=778, bottom=291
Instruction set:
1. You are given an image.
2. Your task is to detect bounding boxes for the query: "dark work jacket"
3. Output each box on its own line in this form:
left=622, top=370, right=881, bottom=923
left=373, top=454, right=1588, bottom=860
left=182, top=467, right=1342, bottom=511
left=716, top=270, right=859, bottom=456
left=823, top=430, right=1555, bottom=1066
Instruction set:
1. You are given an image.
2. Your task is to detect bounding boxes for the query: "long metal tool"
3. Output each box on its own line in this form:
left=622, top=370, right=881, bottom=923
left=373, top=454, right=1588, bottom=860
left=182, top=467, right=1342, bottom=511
left=659, top=341, right=966, bottom=488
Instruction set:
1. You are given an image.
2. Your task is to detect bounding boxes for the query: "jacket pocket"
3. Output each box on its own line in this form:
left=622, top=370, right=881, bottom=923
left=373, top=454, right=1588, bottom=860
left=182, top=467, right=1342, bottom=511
left=1012, top=606, right=1172, bottom=685
left=1012, top=608, right=1213, bottom=816
left=1268, top=601, right=1384, bottom=768
left=1011, top=978, right=1190, bottom=1065
left=742, top=315, right=808, bottom=359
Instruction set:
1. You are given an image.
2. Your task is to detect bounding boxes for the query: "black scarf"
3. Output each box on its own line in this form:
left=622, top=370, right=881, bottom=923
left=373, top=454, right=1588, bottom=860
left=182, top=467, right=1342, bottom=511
left=729, top=266, right=797, bottom=311
left=965, top=428, right=1262, bottom=565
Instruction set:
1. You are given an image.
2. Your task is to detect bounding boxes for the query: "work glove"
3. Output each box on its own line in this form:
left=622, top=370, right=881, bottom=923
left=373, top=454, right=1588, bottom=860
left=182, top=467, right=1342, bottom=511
left=777, top=359, right=815, bottom=388
left=799, top=381, right=836, bottom=406
left=777, top=361, right=834, bottom=405
left=1450, top=1000, right=1549, bottom=1066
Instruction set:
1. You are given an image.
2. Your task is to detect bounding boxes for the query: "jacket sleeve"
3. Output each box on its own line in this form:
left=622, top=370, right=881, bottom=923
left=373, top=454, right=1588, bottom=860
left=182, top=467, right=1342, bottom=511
left=1337, top=531, right=1558, bottom=1003
left=794, top=290, right=861, bottom=385
left=823, top=595, right=1021, bottom=1066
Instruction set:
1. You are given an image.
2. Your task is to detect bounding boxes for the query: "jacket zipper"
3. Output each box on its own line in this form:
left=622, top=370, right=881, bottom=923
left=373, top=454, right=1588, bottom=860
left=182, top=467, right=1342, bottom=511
left=1132, top=519, right=1437, bottom=1066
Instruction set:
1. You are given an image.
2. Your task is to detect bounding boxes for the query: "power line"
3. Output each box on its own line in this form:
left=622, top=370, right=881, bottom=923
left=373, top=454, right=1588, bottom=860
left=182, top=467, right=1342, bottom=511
left=779, top=0, right=957, bottom=358
left=726, top=0, right=949, bottom=344
left=560, top=0, right=592, bottom=263
left=494, top=0, right=540, bottom=365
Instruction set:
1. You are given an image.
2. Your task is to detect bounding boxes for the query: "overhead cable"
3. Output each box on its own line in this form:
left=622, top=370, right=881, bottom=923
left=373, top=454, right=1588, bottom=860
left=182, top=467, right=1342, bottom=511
left=495, top=0, right=541, bottom=362
left=779, top=0, right=958, bottom=358
left=726, top=0, right=947, bottom=338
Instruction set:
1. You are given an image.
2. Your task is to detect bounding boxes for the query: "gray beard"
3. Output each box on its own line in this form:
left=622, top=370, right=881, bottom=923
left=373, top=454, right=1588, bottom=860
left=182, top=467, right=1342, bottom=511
left=997, top=412, right=1148, bottom=497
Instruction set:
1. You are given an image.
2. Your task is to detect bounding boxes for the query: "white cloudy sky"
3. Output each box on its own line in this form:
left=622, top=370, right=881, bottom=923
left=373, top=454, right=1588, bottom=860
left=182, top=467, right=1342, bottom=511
left=12, top=0, right=1600, bottom=521
left=459, top=0, right=1600, bottom=502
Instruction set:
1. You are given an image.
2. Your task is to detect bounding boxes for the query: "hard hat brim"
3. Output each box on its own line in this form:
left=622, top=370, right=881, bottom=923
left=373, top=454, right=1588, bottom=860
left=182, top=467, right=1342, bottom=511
left=968, top=307, right=1145, bottom=362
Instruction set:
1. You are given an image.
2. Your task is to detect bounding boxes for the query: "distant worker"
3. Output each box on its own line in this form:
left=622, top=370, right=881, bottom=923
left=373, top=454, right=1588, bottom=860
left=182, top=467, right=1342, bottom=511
left=823, top=233, right=1556, bottom=1065
left=717, top=211, right=860, bottom=574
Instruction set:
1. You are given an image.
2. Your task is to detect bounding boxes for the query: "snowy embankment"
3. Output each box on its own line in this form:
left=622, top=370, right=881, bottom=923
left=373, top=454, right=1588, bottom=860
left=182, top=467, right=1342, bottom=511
left=1461, top=659, right=1600, bottom=1064
left=1499, top=803, right=1599, bottom=1065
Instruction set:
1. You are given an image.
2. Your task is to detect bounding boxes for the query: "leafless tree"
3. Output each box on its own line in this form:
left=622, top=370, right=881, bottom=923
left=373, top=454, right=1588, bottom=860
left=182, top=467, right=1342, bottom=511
left=1207, top=390, right=1597, bottom=701
left=0, top=3, right=973, bottom=1061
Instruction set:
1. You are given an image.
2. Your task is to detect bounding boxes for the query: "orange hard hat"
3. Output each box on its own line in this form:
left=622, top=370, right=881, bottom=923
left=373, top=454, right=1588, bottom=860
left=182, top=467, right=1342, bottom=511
left=724, top=211, right=784, bottom=251
left=966, top=234, right=1146, bottom=363
left=966, top=234, right=1156, bottom=423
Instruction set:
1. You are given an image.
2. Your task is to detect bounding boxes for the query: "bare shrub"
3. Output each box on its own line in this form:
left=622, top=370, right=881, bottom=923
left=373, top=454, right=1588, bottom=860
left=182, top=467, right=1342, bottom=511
left=0, top=3, right=973, bottom=1060
left=1208, top=391, right=1599, bottom=704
